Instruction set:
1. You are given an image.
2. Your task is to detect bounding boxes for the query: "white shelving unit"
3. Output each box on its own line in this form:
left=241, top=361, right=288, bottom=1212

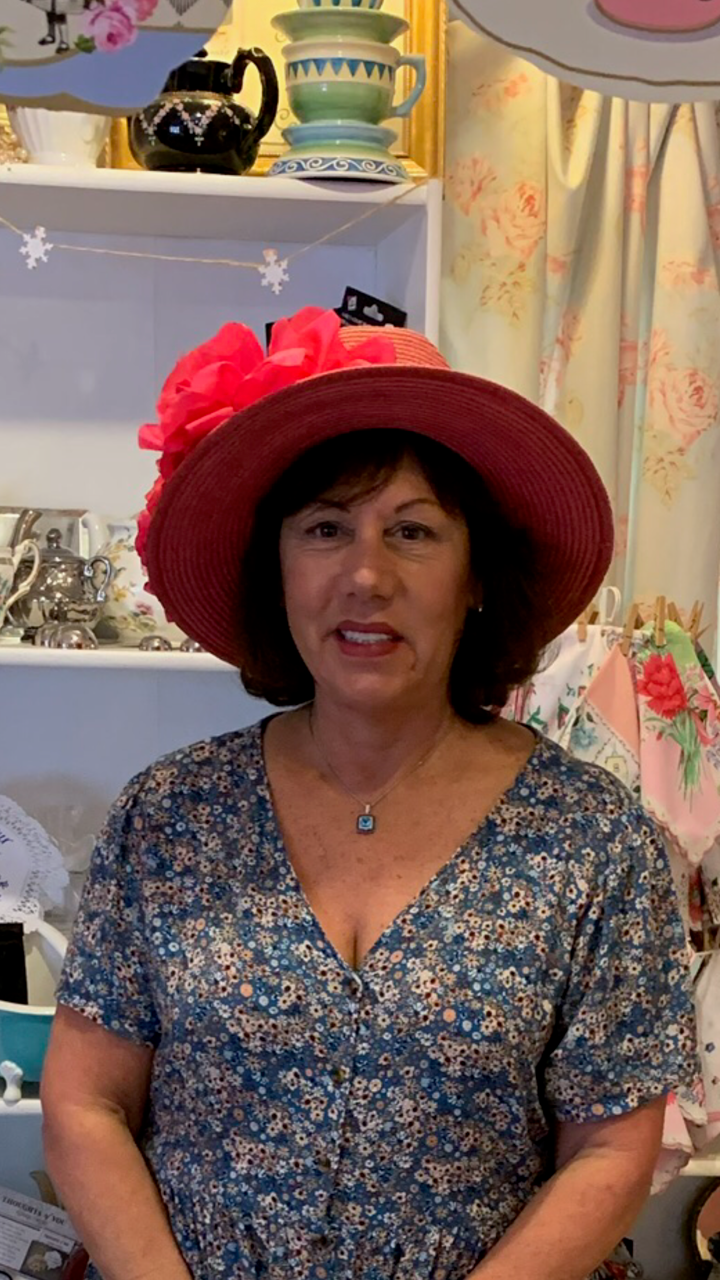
left=1, top=166, right=439, bottom=248
left=0, top=640, right=232, bottom=672
left=0, top=167, right=443, bottom=1191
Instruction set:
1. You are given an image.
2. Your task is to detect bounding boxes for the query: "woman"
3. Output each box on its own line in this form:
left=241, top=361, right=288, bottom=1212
left=41, top=309, right=696, bottom=1280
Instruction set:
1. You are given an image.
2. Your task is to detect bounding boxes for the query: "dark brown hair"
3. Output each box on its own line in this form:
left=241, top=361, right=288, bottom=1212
left=237, top=429, right=548, bottom=723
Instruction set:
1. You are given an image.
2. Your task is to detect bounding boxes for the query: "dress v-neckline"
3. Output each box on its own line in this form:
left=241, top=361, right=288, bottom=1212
left=254, top=717, right=543, bottom=979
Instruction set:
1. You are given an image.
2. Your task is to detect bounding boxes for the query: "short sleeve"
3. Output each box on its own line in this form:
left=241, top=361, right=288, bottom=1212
left=542, top=809, right=698, bottom=1122
left=55, top=773, right=161, bottom=1047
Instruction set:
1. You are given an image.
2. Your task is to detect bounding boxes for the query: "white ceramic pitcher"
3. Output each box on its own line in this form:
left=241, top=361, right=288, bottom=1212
left=80, top=513, right=186, bottom=646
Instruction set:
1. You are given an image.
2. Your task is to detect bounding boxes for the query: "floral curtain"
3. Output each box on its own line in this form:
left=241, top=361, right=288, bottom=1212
left=441, top=22, right=720, bottom=648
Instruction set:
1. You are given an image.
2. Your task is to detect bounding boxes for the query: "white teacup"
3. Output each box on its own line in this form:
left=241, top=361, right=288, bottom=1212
left=8, top=108, right=111, bottom=168
left=0, top=541, right=41, bottom=630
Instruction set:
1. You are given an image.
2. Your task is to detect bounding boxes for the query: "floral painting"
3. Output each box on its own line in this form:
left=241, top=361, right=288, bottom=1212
left=0, top=0, right=230, bottom=111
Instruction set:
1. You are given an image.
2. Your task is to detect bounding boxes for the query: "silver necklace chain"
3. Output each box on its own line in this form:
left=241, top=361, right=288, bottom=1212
left=308, top=705, right=452, bottom=835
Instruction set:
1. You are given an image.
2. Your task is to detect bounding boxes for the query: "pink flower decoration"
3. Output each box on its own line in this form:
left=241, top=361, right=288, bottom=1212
left=82, top=0, right=138, bottom=51
left=637, top=653, right=687, bottom=719
left=480, top=180, right=545, bottom=262
left=445, top=155, right=497, bottom=217
left=127, top=0, right=158, bottom=19
left=650, top=365, right=718, bottom=449
left=135, top=308, right=397, bottom=566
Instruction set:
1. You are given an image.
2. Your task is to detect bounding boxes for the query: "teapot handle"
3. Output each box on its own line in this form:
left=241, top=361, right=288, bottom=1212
left=84, top=555, right=114, bottom=603
left=230, top=47, right=279, bottom=149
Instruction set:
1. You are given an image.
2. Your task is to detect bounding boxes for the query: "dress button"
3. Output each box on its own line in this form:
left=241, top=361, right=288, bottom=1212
left=345, top=974, right=362, bottom=998
left=330, top=1065, right=347, bottom=1085
left=317, top=1155, right=332, bottom=1172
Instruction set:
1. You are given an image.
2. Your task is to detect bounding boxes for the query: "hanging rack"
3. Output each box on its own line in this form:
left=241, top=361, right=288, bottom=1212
left=575, top=595, right=707, bottom=657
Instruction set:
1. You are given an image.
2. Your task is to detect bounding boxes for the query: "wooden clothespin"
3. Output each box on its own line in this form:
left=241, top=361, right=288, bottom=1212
left=690, top=601, right=704, bottom=643
left=619, top=603, right=644, bottom=657
left=654, top=595, right=666, bottom=647
left=667, top=601, right=682, bottom=626
left=576, top=605, right=600, bottom=643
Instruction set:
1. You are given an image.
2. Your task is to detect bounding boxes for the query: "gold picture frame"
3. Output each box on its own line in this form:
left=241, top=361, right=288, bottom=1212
left=204, top=0, right=446, bottom=177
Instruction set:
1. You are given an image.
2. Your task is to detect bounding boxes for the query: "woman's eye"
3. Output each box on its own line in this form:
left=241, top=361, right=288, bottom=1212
left=307, top=521, right=341, bottom=539
left=395, top=523, right=434, bottom=541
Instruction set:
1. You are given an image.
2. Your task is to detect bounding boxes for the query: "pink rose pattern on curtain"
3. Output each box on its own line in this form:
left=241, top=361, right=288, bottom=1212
left=441, top=25, right=720, bottom=645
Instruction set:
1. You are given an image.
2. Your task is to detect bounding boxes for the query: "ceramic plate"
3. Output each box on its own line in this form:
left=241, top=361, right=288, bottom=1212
left=452, top=0, right=720, bottom=102
left=269, top=152, right=409, bottom=182
left=272, top=8, right=409, bottom=44
left=0, top=796, right=68, bottom=924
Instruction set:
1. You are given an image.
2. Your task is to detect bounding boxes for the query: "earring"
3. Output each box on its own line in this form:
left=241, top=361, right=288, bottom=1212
left=476, top=604, right=483, bottom=614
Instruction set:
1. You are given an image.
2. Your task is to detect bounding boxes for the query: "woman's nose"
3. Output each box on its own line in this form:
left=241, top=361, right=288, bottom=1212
left=342, top=533, right=395, bottom=596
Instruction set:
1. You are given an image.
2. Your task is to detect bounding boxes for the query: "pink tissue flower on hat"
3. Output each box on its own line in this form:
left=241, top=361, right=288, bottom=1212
left=136, top=307, right=396, bottom=566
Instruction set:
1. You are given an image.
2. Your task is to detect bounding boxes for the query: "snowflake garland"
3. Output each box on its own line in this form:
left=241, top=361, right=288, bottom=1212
left=259, top=248, right=290, bottom=296
left=20, top=225, right=53, bottom=270
left=12, top=225, right=289, bottom=292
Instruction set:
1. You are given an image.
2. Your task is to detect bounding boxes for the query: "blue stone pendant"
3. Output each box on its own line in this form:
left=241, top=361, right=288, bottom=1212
left=357, top=809, right=376, bottom=835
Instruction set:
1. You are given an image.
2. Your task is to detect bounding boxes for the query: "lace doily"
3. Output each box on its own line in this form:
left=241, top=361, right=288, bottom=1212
left=0, top=795, right=69, bottom=923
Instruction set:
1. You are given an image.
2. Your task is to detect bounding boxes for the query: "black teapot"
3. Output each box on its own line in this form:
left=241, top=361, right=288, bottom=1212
left=128, top=47, right=279, bottom=176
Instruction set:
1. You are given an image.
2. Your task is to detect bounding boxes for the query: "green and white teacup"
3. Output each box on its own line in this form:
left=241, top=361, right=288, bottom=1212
left=284, top=38, right=426, bottom=124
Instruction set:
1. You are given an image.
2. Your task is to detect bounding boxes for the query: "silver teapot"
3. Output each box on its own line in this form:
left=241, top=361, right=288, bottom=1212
left=10, top=523, right=113, bottom=640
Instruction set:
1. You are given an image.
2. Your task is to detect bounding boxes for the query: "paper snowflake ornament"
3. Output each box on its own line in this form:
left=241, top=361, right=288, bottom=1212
left=259, top=248, right=289, bottom=296
left=20, top=226, right=53, bottom=270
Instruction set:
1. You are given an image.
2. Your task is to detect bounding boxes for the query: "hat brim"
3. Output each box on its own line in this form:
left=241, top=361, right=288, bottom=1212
left=145, top=365, right=615, bottom=667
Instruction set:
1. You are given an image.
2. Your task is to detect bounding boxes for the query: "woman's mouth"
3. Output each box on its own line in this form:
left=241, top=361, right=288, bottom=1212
left=334, top=626, right=403, bottom=658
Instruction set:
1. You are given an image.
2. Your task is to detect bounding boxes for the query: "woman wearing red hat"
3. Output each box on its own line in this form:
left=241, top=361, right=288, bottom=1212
left=42, top=309, right=695, bottom=1280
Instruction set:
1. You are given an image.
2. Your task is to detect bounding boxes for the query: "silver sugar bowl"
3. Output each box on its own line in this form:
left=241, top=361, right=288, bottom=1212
left=10, top=527, right=113, bottom=640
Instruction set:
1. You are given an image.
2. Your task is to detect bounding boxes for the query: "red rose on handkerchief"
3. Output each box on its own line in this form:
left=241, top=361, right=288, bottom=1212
left=136, top=308, right=396, bottom=565
left=636, top=653, right=688, bottom=719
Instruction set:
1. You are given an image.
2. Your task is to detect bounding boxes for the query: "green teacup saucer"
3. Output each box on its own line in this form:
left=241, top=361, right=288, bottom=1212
left=272, top=8, right=408, bottom=43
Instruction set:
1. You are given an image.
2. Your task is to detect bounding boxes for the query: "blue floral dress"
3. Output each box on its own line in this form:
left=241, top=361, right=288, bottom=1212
left=56, top=721, right=697, bottom=1280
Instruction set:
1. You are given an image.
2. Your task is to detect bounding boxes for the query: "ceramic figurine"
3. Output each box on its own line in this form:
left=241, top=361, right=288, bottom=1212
left=0, top=1059, right=24, bottom=1106
left=128, top=47, right=279, bottom=175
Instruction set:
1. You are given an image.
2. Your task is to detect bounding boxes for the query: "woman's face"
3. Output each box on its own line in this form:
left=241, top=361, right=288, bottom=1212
left=279, top=458, right=475, bottom=714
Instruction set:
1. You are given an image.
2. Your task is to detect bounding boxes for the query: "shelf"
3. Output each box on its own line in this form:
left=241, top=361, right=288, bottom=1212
left=0, top=1098, right=41, bottom=1117
left=0, top=167, right=435, bottom=245
left=0, top=642, right=233, bottom=672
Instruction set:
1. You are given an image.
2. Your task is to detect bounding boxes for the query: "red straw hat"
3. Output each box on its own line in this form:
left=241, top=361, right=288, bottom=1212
left=141, top=308, right=614, bottom=667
